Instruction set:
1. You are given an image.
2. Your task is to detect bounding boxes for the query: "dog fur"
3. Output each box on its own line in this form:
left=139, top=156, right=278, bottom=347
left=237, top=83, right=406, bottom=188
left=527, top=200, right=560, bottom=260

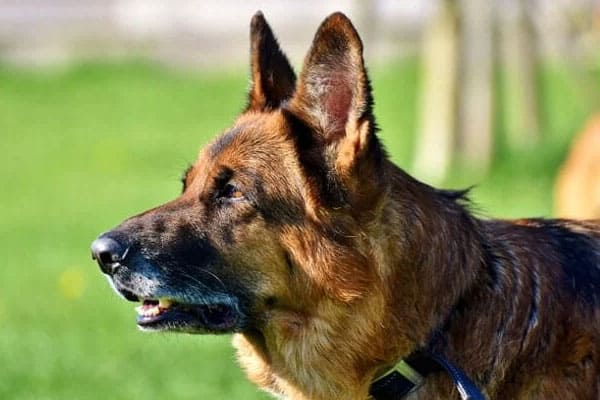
left=93, top=12, right=600, bottom=400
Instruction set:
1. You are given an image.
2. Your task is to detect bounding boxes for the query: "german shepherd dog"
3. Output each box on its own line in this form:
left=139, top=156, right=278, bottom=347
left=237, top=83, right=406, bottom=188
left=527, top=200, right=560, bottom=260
left=92, top=12, right=600, bottom=400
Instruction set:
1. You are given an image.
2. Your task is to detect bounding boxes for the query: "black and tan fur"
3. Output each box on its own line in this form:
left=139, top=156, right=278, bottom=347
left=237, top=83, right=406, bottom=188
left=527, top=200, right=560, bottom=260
left=92, top=12, right=600, bottom=399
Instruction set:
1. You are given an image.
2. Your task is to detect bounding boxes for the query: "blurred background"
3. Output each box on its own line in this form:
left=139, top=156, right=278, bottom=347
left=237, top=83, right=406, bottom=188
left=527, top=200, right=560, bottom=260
left=1, top=1, right=600, bottom=399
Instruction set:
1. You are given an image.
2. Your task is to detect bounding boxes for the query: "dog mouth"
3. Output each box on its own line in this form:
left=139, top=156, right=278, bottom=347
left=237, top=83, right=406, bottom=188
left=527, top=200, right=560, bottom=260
left=133, top=297, right=240, bottom=333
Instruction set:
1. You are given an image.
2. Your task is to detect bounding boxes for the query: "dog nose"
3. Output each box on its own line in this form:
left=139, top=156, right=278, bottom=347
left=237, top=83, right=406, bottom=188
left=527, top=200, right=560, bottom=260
left=91, top=236, right=128, bottom=275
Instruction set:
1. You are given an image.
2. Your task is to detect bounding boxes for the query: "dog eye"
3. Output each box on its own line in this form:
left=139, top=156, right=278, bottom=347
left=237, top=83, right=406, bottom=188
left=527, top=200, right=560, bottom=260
left=221, top=184, right=244, bottom=201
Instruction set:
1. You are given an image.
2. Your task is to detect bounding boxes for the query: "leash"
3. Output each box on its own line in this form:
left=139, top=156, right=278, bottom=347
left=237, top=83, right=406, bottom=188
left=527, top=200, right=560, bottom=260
left=369, top=351, right=485, bottom=400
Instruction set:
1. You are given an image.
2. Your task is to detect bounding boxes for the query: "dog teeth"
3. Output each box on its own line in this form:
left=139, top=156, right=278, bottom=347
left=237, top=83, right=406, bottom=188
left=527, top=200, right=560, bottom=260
left=136, top=304, right=158, bottom=317
left=158, top=298, right=172, bottom=309
left=135, top=298, right=174, bottom=318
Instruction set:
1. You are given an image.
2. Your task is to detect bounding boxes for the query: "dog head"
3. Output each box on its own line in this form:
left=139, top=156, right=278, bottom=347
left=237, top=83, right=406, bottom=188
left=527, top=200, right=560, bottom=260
left=91, top=12, right=389, bottom=336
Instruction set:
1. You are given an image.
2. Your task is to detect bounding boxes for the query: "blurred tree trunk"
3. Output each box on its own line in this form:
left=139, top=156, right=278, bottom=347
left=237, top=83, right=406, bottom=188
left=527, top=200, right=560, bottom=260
left=456, top=0, right=494, bottom=174
left=413, top=0, right=459, bottom=184
left=498, top=0, right=540, bottom=149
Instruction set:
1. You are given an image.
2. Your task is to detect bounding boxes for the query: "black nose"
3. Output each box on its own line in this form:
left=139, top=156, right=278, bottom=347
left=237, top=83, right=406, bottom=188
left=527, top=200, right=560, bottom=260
left=91, top=236, right=128, bottom=275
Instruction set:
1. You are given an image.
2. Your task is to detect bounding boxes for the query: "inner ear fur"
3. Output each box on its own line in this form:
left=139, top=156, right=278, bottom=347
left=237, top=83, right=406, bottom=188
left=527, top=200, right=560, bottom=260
left=246, top=11, right=296, bottom=112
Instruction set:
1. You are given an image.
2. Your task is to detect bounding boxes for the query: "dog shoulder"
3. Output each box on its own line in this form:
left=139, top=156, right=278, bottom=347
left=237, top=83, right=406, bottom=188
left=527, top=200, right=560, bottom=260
left=486, top=218, right=600, bottom=303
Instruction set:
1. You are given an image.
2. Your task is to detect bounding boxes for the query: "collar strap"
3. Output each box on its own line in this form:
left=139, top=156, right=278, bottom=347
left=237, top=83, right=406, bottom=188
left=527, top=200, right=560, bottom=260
left=369, top=351, right=485, bottom=400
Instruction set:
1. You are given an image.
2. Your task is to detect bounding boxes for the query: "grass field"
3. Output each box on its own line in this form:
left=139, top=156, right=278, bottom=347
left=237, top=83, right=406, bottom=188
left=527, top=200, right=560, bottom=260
left=0, top=60, right=598, bottom=399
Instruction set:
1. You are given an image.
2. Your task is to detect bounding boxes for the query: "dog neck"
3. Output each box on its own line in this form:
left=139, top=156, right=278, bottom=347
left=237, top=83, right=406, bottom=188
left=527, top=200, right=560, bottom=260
left=233, top=164, right=489, bottom=400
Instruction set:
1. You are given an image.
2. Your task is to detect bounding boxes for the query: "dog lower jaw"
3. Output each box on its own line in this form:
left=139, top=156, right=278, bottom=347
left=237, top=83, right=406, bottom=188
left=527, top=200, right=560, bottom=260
left=104, top=276, right=244, bottom=333
left=135, top=300, right=241, bottom=333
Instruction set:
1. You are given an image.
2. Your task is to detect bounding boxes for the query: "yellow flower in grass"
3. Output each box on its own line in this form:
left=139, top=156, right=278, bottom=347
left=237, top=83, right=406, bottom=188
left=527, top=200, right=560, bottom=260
left=58, top=267, right=87, bottom=300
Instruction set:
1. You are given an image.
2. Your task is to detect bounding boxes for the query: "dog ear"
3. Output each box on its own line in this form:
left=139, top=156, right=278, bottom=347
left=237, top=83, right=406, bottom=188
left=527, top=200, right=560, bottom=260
left=246, top=11, right=296, bottom=112
left=289, top=13, right=377, bottom=171
left=288, top=13, right=382, bottom=207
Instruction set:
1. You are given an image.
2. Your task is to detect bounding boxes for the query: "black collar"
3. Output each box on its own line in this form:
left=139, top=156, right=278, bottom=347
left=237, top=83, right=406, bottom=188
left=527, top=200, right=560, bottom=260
left=369, top=351, right=485, bottom=400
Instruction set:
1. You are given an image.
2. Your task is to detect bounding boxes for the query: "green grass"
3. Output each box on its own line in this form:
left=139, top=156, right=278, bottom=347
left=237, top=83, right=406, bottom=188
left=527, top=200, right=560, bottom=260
left=0, top=60, right=598, bottom=399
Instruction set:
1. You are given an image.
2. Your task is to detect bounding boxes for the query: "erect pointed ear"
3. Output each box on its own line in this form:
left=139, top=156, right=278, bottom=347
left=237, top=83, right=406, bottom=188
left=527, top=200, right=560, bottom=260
left=246, top=11, right=296, bottom=112
left=289, top=13, right=374, bottom=145
left=289, top=12, right=381, bottom=181
left=286, top=12, right=380, bottom=191
left=287, top=13, right=381, bottom=203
